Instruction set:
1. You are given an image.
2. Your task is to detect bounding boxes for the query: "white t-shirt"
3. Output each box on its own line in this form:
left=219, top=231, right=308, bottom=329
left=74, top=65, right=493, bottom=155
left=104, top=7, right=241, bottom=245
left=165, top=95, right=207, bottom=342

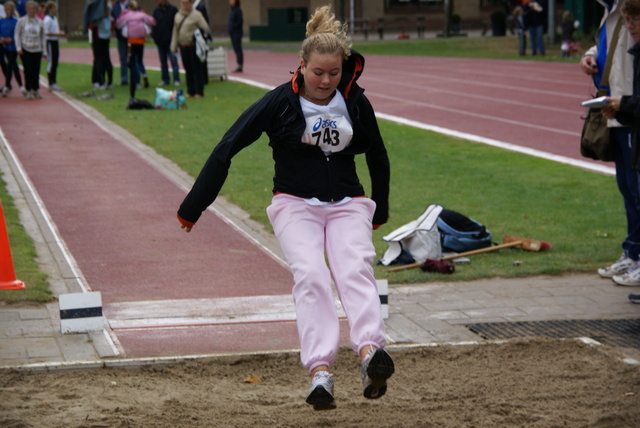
left=300, top=90, right=353, bottom=156
left=43, top=15, right=59, bottom=41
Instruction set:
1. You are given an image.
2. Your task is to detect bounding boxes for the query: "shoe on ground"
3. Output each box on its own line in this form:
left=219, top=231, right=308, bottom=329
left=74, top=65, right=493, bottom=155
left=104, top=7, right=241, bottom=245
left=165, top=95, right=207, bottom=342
left=33, top=90, right=43, bottom=99
left=143, top=75, right=149, bottom=88
left=306, top=370, right=336, bottom=411
left=20, top=86, right=27, bottom=95
left=361, top=348, right=395, bottom=399
left=1, top=87, right=7, bottom=97
left=93, top=83, right=106, bottom=91
left=173, top=80, right=180, bottom=86
left=25, top=90, right=34, bottom=100
left=49, top=83, right=63, bottom=91
left=157, top=81, right=168, bottom=87
left=629, top=293, right=640, bottom=303
left=598, top=253, right=634, bottom=278
left=232, top=65, right=243, bottom=72
left=613, top=260, right=640, bottom=286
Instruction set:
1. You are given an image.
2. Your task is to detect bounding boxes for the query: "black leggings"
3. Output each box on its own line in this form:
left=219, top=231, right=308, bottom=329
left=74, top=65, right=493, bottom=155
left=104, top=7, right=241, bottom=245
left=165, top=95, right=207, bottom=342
left=181, top=45, right=204, bottom=96
left=3, top=50, right=23, bottom=89
left=91, top=37, right=113, bottom=86
left=21, top=50, right=42, bottom=92
left=46, top=40, right=59, bottom=85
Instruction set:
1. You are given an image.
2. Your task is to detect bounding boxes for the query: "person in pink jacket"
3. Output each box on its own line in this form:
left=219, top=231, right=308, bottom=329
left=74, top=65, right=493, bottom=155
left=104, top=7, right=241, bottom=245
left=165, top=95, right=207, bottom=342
left=116, top=0, right=155, bottom=98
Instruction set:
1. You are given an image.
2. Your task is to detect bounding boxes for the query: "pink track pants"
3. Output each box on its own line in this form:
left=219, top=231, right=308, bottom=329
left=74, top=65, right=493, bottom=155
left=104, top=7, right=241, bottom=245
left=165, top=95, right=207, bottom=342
left=266, top=193, right=387, bottom=372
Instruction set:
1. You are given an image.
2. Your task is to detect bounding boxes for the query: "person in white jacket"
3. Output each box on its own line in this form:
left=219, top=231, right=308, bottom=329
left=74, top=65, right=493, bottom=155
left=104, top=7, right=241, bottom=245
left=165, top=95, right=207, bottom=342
left=43, top=1, right=64, bottom=91
left=14, top=0, right=45, bottom=99
left=580, top=0, right=638, bottom=285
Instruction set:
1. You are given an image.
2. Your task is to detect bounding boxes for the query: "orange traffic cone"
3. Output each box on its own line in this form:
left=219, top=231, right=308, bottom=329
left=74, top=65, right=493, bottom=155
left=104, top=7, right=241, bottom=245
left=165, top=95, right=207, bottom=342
left=0, top=200, right=25, bottom=290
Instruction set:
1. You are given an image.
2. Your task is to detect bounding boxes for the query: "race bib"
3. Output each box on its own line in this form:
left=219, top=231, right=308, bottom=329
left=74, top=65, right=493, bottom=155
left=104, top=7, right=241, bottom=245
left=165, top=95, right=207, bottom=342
left=301, top=114, right=353, bottom=154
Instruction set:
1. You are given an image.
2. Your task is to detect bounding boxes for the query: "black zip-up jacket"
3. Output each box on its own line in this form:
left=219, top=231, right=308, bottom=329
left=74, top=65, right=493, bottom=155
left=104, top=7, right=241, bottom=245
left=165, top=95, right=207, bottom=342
left=178, top=50, right=390, bottom=226
left=152, top=2, right=178, bottom=47
left=617, top=43, right=640, bottom=170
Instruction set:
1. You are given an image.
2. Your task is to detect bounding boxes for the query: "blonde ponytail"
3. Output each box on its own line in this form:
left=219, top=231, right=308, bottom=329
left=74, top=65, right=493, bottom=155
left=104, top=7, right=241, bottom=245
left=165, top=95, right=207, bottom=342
left=300, top=6, right=351, bottom=64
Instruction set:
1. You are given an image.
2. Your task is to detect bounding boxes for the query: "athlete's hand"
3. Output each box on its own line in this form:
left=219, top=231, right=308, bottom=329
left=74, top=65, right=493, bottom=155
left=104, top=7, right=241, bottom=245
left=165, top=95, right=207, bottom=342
left=177, top=214, right=194, bottom=233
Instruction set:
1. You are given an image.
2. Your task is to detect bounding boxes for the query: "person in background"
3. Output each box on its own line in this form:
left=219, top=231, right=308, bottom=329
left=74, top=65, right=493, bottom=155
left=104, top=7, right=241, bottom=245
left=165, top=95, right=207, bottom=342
left=523, top=0, right=546, bottom=55
left=602, top=0, right=640, bottom=294
left=192, top=0, right=209, bottom=85
left=0, top=1, right=6, bottom=88
left=152, top=0, right=180, bottom=87
left=228, top=0, right=243, bottom=72
left=15, top=0, right=45, bottom=99
left=0, top=1, right=26, bottom=97
left=111, top=0, right=129, bottom=86
left=176, top=5, right=394, bottom=411
left=89, top=0, right=114, bottom=90
left=581, top=0, right=637, bottom=285
left=170, top=0, right=208, bottom=98
left=513, top=5, right=527, bottom=56
left=116, top=0, right=155, bottom=97
left=561, top=10, right=579, bottom=57
left=16, top=0, right=26, bottom=17
left=43, top=1, right=64, bottom=91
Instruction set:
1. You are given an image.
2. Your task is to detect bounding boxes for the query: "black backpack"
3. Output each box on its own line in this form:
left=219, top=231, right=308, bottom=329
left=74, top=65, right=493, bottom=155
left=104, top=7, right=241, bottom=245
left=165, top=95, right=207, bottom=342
left=126, top=98, right=155, bottom=110
left=437, top=209, right=493, bottom=253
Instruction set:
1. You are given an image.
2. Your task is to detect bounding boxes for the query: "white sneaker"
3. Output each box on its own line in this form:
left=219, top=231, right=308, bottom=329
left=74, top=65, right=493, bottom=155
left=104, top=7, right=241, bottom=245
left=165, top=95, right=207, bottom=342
left=173, top=80, right=180, bottom=87
left=598, top=253, right=634, bottom=278
left=612, top=260, right=640, bottom=286
left=49, top=83, right=63, bottom=91
left=305, top=370, right=335, bottom=410
left=20, top=86, right=27, bottom=96
left=32, top=90, right=42, bottom=99
left=1, top=87, right=7, bottom=97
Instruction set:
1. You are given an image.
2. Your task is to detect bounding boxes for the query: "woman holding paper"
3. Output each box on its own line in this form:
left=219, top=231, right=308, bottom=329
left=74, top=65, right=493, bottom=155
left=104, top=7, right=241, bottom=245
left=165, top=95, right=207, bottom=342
left=604, top=0, right=640, bottom=168
left=581, top=0, right=638, bottom=285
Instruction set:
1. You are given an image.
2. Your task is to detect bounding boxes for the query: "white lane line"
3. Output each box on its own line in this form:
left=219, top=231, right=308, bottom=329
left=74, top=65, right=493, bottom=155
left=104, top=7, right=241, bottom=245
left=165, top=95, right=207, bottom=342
left=106, top=295, right=347, bottom=330
left=375, top=112, right=615, bottom=176
left=0, top=127, right=91, bottom=293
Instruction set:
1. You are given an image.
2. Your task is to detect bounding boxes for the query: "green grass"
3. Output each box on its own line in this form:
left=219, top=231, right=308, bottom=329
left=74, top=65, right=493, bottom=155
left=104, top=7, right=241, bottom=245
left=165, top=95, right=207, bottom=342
left=0, top=176, right=52, bottom=304
left=0, top=39, right=616, bottom=303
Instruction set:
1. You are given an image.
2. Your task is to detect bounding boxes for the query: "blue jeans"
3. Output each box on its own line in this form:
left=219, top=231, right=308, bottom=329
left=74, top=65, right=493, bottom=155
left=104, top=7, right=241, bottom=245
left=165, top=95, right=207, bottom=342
left=613, top=127, right=640, bottom=260
left=517, top=30, right=526, bottom=56
left=117, top=38, right=128, bottom=84
left=157, top=44, right=179, bottom=83
left=528, top=25, right=545, bottom=55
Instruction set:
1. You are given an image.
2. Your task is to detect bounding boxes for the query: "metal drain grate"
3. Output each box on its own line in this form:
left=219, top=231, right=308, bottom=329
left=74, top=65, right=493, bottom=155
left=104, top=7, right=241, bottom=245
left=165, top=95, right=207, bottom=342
left=467, top=318, right=640, bottom=349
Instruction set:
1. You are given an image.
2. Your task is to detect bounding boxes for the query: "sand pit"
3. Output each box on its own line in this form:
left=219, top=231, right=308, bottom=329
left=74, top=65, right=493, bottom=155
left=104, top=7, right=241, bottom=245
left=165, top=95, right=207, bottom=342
left=1, top=337, right=639, bottom=427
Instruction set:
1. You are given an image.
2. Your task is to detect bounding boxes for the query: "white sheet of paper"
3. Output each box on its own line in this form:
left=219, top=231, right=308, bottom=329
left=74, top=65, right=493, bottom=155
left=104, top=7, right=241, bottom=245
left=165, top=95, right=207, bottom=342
left=581, top=96, right=609, bottom=108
